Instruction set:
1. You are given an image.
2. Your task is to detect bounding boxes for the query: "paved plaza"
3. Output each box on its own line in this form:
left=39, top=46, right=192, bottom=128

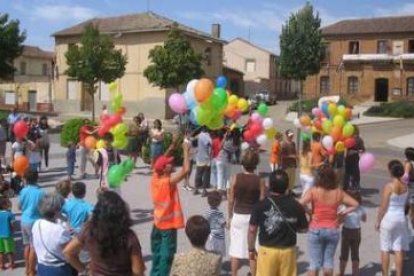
left=6, top=115, right=414, bottom=276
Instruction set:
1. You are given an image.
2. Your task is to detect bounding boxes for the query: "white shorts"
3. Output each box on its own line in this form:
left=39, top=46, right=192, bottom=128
left=229, top=213, right=250, bottom=259
left=300, top=174, right=314, bottom=196
left=380, top=219, right=410, bottom=252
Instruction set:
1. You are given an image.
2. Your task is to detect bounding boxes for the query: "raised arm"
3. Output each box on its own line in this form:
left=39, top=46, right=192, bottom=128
left=170, top=140, right=191, bottom=185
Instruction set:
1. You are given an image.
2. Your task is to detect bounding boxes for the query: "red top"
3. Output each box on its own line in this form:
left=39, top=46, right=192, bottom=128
left=79, top=125, right=91, bottom=146
left=212, top=137, right=221, bottom=159
left=309, top=188, right=343, bottom=229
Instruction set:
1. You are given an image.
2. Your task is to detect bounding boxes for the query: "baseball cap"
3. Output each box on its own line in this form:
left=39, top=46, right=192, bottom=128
left=286, top=129, right=294, bottom=137
left=154, top=155, right=174, bottom=173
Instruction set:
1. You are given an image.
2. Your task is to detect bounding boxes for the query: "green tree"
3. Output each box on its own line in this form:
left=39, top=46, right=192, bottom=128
left=65, top=24, right=127, bottom=121
left=0, top=13, right=26, bottom=80
left=144, top=26, right=204, bottom=91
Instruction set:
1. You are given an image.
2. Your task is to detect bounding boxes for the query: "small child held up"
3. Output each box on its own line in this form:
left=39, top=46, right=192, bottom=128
left=66, top=142, right=76, bottom=179
left=0, top=196, right=15, bottom=270
left=338, top=191, right=367, bottom=276
left=204, top=190, right=226, bottom=256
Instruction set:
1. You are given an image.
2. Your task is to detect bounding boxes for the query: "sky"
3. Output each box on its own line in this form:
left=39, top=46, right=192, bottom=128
left=2, top=0, right=414, bottom=54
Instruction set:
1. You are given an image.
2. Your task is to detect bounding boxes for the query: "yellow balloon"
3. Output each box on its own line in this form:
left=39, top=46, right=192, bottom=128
left=265, top=127, right=277, bottom=140
left=237, top=98, right=249, bottom=112
left=335, top=141, right=345, bottom=153
left=96, top=139, right=105, bottom=150
left=108, top=82, right=118, bottom=93
left=229, top=95, right=239, bottom=105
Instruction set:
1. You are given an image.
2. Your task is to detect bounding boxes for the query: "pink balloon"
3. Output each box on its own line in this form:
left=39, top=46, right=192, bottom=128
left=251, top=112, right=263, bottom=124
left=108, top=114, right=122, bottom=126
left=312, top=107, right=321, bottom=117
left=168, top=93, right=187, bottom=114
left=359, top=152, right=376, bottom=173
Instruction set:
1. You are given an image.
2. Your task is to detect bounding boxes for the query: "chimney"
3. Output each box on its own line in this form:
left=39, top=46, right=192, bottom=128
left=211, top=23, right=221, bottom=39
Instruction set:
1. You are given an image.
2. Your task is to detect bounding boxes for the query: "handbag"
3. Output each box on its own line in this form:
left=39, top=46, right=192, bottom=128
left=267, top=197, right=297, bottom=235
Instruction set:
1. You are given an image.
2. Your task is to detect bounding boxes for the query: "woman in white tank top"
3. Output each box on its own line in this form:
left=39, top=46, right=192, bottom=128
left=376, top=160, right=410, bottom=276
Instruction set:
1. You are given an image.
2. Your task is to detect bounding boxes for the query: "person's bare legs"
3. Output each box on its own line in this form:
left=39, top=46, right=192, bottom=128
left=322, top=268, right=333, bottom=276
left=395, top=251, right=404, bottom=276
left=351, top=261, right=359, bottom=276
left=28, top=246, right=36, bottom=276
left=339, top=260, right=347, bottom=276
left=24, top=245, right=29, bottom=275
left=308, top=270, right=319, bottom=276
left=7, top=253, right=15, bottom=269
left=231, top=257, right=240, bottom=276
left=249, top=259, right=257, bottom=276
left=381, top=251, right=390, bottom=276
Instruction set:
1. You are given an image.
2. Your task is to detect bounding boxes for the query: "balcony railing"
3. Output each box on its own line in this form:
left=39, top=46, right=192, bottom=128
left=343, top=53, right=414, bottom=62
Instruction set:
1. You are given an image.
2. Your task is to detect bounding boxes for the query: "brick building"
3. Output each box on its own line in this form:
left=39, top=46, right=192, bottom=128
left=304, top=15, right=414, bottom=102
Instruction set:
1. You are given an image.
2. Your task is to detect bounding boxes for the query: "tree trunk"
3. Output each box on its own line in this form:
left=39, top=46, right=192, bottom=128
left=91, top=92, right=95, bottom=122
left=296, top=80, right=303, bottom=152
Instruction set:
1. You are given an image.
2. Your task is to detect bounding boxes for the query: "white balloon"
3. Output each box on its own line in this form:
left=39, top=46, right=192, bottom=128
left=262, top=118, right=274, bottom=130
left=256, top=134, right=267, bottom=146
left=293, top=118, right=302, bottom=128
left=186, top=79, right=198, bottom=96
left=241, top=142, right=250, bottom=151
left=322, top=135, right=334, bottom=149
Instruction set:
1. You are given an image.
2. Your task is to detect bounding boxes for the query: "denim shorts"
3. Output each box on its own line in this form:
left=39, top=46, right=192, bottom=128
left=308, top=228, right=340, bottom=271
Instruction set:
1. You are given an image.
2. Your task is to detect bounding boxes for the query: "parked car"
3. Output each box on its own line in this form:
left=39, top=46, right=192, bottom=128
left=256, top=90, right=277, bottom=105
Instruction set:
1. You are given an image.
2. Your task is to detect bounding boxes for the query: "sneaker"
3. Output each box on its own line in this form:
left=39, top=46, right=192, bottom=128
left=201, top=189, right=208, bottom=197
left=182, top=186, right=188, bottom=191
left=193, top=189, right=200, bottom=195
left=186, top=186, right=194, bottom=191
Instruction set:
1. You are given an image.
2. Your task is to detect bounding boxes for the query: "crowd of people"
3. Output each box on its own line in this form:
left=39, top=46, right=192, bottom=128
left=0, top=106, right=413, bottom=276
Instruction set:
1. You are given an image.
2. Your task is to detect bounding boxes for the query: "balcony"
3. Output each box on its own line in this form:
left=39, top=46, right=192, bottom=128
left=343, top=53, right=414, bottom=63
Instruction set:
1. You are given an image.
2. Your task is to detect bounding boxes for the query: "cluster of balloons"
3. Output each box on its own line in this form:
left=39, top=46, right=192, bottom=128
left=108, top=159, right=134, bottom=188
left=241, top=104, right=276, bottom=149
left=12, top=121, right=30, bottom=176
left=168, top=76, right=249, bottom=130
left=84, top=82, right=129, bottom=151
left=294, top=100, right=356, bottom=155
left=294, top=98, right=376, bottom=173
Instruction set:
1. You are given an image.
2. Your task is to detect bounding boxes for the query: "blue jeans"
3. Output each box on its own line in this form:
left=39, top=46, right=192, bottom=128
left=308, top=228, right=340, bottom=271
left=67, top=161, right=75, bottom=176
left=37, top=263, right=74, bottom=276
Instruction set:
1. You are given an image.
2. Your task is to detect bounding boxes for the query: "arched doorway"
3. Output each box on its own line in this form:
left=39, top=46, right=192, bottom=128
left=375, top=78, right=388, bottom=102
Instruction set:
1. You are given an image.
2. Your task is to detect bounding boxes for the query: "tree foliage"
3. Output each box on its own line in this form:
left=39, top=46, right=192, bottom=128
left=144, top=27, right=204, bottom=90
left=0, top=13, right=26, bottom=80
left=65, top=24, right=127, bottom=121
left=279, top=2, right=325, bottom=81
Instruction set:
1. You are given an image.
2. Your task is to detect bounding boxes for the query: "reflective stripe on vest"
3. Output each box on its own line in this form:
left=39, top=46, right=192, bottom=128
left=151, top=175, right=184, bottom=230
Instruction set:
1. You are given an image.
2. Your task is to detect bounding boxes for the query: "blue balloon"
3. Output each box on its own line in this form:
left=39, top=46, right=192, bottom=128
left=189, top=108, right=198, bottom=125
left=321, top=102, right=329, bottom=117
left=216, top=75, right=228, bottom=88
left=183, top=91, right=196, bottom=110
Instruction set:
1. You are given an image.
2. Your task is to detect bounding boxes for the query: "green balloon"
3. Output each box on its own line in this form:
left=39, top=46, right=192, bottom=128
left=200, top=96, right=213, bottom=110
left=342, top=123, right=354, bottom=137
left=108, top=165, right=124, bottom=188
left=257, top=103, right=268, bottom=116
left=196, top=107, right=210, bottom=126
left=208, top=115, right=224, bottom=130
left=122, top=159, right=134, bottom=174
left=322, top=120, right=333, bottom=134
left=301, top=132, right=311, bottom=141
left=214, top=88, right=228, bottom=110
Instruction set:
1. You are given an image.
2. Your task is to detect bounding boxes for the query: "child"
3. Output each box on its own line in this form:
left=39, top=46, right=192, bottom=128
left=29, top=139, right=41, bottom=172
left=0, top=197, right=15, bottom=270
left=66, top=142, right=76, bottom=180
left=338, top=191, right=366, bottom=276
left=55, top=179, right=72, bottom=201
left=62, top=182, right=93, bottom=234
left=204, top=190, right=226, bottom=256
left=270, top=132, right=282, bottom=172
left=95, top=133, right=121, bottom=190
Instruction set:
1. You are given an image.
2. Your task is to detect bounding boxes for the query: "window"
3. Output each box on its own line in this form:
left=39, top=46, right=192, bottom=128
left=20, top=61, right=27, bottom=75
left=67, top=80, right=77, bottom=100
left=4, top=91, right=15, bottom=105
left=320, top=76, right=330, bottom=95
left=348, top=76, right=359, bottom=95
left=409, top=40, right=414, bottom=53
left=393, top=41, right=404, bottom=55
left=349, top=41, right=359, bottom=54
left=204, top=47, right=212, bottom=66
left=100, top=81, right=110, bottom=101
left=42, top=63, right=48, bottom=76
left=322, top=42, right=330, bottom=63
left=245, top=59, right=256, bottom=72
left=377, top=40, right=388, bottom=54
left=407, top=77, right=414, bottom=96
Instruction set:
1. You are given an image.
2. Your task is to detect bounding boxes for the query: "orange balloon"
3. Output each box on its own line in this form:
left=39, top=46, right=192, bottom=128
left=330, top=126, right=342, bottom=142
left=344, top=108, right=353, bottom=120
left=300, top=115, right=311, bottom=127
left=194, top=78, right=214, bottom=103
left=13, top=156, right=29, bottom=176
left=84, top=136, right=97, bottom=149
left=224, top=105, right=236, bottom=118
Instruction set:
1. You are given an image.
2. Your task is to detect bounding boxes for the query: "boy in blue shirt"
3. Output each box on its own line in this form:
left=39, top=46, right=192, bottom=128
left=18, top=170, right=44, bottom=276
left=62, top=182, right=93, bottom=233
left=0, top=197, right=15, bottom=270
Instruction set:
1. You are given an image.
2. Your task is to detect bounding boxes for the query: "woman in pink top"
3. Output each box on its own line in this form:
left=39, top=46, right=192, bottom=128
left=300, top=165, right=358, bottom=276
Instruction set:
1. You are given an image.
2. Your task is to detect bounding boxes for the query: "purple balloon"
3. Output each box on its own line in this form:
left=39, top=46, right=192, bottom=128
left=359, top=152, right=376, bottom=173
left=168, top=93, right=187, bottom=114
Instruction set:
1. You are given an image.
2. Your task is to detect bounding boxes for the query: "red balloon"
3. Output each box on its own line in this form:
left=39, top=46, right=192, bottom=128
left=108, top=114, right=122, bottom=126
left=243, top=130, right=254, bottom=142
left=13, top=121, right=29, bottom=139
left=250, top=123, right=262, bottom=136
left=98, top=125, right=110, bottom=137
left=344, top=137, right=356, bottom=149
left=314, top=119, right=322, bottom=130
